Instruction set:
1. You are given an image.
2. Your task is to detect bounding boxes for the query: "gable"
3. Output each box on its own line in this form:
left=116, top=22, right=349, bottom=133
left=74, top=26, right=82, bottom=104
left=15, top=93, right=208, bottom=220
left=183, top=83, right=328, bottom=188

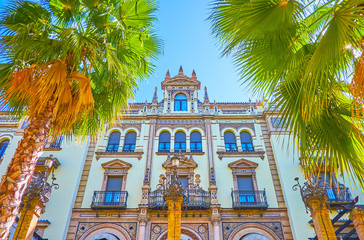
left=161, top=76, right=201, bottom=90
left=228, top=158, right=259, bottom=169
left=162, top=155, right=198, bottom=169
left=101, top=159, right=132, bottom=170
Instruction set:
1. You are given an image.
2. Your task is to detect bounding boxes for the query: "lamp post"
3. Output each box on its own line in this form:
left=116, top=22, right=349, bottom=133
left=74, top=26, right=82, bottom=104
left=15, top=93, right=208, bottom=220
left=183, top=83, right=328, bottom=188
left=155, top=152, right=185, bottom=240
left=13, top=156, right=59, bottom=240
left=292, top=177, right=337, bottom=240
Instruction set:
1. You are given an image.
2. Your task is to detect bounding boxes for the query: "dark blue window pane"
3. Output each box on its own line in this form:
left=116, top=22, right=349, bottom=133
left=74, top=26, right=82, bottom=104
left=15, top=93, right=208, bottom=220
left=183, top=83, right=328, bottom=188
left=0, top=140, right=9, bottom=158
left=109, top=132, right=121, bottom=144
left=175, top=132, right=186, bottom=142
left=224, top=132, right=236, bottom=144
left=159, top=132, right=170, bottom=142
left=125, top=132, right=136, bottom=144
left=190, top=131, right=201, bottom=142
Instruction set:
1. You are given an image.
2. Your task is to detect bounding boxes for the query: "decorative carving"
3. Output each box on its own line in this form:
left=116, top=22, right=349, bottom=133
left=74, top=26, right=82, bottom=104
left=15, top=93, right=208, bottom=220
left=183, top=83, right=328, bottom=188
left=219, top=123, right=255, bottom=134
left=101, top=159, right=132, bottom=170
left=292, top=177, right=328, bottom=213
left=150, top=223, right=209, bottom=240
left=156, top=120, right=205, bottom=134
left=228, top=158, right=259, bottom=170
left=75, top=222, right=137, bottom=240
left=222, top=222, right=283, bottom=240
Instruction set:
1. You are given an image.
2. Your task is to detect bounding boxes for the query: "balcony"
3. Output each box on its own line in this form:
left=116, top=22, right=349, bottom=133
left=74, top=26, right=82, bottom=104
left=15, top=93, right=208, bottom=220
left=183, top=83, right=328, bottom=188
left=106, top=144, right=119, bottom=153
left=319, top=182, right=353, bottom=206
left=231, top=190, right=268, bottom=209
left=91, top=191, right=128, bottom=209
left=149, top=189, right=211, bottom=210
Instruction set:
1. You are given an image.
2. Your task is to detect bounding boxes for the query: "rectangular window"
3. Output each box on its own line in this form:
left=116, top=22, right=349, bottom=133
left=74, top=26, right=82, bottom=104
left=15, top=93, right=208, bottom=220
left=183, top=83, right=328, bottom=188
left=179, top=177, right=188, bottom=190
left=237, top=176, right=255, bottom=203
left=105, top=177, right=123, bottom=204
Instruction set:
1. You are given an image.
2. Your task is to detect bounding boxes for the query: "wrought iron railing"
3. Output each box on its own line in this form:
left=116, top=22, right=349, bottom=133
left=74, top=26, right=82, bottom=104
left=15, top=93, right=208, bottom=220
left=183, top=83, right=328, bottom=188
left=231, top=190, right=268, bottom=209
left=91, top=191, right=128, bottom=209
left=319, top=182, right=353, bottom=205
left=149, top=189, right=211, bottom=209
left=106, top=144, right=119, bottom=153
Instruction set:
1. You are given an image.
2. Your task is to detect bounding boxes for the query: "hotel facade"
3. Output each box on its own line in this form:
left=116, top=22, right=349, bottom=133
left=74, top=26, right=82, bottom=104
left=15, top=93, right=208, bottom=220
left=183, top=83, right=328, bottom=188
left=0, top=67, right=362, bottom=240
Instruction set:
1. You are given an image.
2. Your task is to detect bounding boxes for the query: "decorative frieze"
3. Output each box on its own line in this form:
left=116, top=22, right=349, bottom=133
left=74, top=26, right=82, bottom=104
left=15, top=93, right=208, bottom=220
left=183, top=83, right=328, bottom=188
left=222, top=222, right=283, bottom=240
left=75, top=222, right=137, bottom=239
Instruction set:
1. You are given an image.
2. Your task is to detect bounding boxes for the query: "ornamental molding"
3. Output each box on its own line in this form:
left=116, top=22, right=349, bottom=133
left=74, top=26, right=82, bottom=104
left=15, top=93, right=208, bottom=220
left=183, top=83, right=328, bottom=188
left=101, top=159, right=132, bottom=170
left=162, top=154, right=198, bottom=170
left=76, top=222, right=137, bottom=240
left=219, top=123, right=255, bottom=134
left=150, top=223, right=208, bottom=240
left=228, top=158, right=259, bottom=170
left=222, top=222, right=283, bottom=240
left=161, top=75, right=201, bottom=90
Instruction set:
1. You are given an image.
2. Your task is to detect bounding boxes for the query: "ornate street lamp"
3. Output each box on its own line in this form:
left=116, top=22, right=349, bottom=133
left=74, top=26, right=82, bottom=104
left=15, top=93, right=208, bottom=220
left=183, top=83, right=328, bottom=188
left=292, top=177, right=337, bottom=240
left=14, top=156, right=59, bottom=239
left=155, top=151, right=186, bottom=240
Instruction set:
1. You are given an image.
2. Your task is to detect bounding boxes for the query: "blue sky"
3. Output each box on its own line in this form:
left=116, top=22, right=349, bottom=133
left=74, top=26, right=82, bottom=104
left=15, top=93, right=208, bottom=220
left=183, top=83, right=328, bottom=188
left=134, top=0, right=252, bottom=103
left=0, top=0, right=253, bottom=103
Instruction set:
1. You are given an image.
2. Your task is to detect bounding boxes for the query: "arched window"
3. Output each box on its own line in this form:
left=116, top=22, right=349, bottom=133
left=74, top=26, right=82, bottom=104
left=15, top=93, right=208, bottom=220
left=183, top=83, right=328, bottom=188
left=49, top=136, right=63, bottom=148
left=158, top=132, right=171, bottom=152
left=174, top=94, right=187, bottom=111
left=240, top=132, right=254, bottom=152
left=224, top=132, right=237, bottom=152
left=0, top=139, right=9, bottom=158
left=190, top=131, right=202, bottom=152
left=241, top=234, right=270, bottom=240
left=123, top=132, right=136, bottom=152
left=174, top=131, right=186, bottom=152
left=107, top=131, right=121, bottom=152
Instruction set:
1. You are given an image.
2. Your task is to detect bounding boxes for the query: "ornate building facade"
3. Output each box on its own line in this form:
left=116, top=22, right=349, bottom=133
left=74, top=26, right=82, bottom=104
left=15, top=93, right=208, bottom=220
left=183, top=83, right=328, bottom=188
left=0, top=67, right=362, bottom=240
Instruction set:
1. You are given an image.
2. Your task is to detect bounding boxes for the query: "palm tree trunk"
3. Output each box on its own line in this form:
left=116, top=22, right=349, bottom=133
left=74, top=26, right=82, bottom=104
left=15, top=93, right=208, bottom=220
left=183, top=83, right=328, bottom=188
left=0, top=106, right=52, bottom=239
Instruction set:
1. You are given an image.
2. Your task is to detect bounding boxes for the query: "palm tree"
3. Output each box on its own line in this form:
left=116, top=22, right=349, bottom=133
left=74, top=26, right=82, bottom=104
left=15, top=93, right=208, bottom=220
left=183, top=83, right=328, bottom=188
left=210, top=0, right=364, bottom=187
left=0, top=0, right=160, bottom=237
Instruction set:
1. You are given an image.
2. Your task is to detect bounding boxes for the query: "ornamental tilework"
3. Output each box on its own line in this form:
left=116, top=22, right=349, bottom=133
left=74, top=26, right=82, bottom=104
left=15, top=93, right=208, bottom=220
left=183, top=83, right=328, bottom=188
left=222, top=222, right=283, bottom=240
left=150, top=223, right=209, bottom=240
left=75, top=222, right=137, bottom=240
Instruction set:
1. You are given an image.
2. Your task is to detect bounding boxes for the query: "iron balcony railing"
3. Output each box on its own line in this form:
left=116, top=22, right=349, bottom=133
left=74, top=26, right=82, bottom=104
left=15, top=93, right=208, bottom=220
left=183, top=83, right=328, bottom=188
left=149, top=189, right=211, bottom=209
left=231, top=190, right=268, bottom=209
left=91, top=191, right=128, bottom=209
left=319, top=182, right=353, bottom=205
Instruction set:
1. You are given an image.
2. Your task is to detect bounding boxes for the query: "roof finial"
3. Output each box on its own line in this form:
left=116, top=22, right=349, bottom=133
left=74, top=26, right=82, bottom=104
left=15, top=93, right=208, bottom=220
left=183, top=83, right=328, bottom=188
left=204, top=86, right=209, bottom=104
left=178, top=65, right=183, bottom=75
left=192, top=69, right=196, bottom=78
left=152, top=86, right=158, bottom=104
left=166, top=69, right=170, bottom=78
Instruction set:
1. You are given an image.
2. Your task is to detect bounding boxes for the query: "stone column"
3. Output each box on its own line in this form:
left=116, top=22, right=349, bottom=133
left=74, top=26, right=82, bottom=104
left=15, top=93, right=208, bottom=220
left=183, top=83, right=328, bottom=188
left=166, top=196, right=183, bottom=240
left=350, top=208, right=364, bottom=240
left=307, top=197, right=336, bottom=240
left=13, top=197, right=44, bottom=240
left=137, top=204, right=149, bottom=240
left=211, top=204, right=221, bottom=240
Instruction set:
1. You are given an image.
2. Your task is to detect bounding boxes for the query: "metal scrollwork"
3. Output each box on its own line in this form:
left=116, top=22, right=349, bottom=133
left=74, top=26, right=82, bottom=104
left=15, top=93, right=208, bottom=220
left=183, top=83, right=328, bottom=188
left=293, top=177, right=328, bottom=213
left=22, top=158, right=59, bottom=210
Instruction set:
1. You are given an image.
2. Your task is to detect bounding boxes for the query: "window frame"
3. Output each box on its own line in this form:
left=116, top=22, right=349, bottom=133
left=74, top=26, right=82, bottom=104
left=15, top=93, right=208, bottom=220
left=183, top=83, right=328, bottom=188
left=123, top=131, right=137, bottom=152
left=107, top=131, right=121, bottom=153
left=190, top=131, right=202, bottom=152
left=158, top=131, right=171, bottom=152
left=224, top=131, right=238, bottom=152
left=240, top=131, right=254, bottom=152
left=174, top=94, right=188, bottom=111
left=174, top=131, right=186, bottom=152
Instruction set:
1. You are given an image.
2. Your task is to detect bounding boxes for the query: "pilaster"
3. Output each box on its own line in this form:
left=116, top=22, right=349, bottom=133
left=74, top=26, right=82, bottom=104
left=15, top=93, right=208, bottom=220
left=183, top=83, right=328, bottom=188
left=350, top=208, right=364, bottom=240
left=307, top=197, right=336, bottom=240
left=13, top=197, right=44, bottom=240
left=166, top=196, right=183, bottom=240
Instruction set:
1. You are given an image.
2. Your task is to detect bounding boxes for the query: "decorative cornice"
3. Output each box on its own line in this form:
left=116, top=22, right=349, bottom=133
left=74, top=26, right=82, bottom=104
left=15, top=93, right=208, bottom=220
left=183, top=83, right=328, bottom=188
left=101, top=159, right=132, bottom=170
left=96, top=151, right=143, bottom=160
left=228, top=158, right=259, bottom=169
left=217, top=150, right=265, bottom=160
